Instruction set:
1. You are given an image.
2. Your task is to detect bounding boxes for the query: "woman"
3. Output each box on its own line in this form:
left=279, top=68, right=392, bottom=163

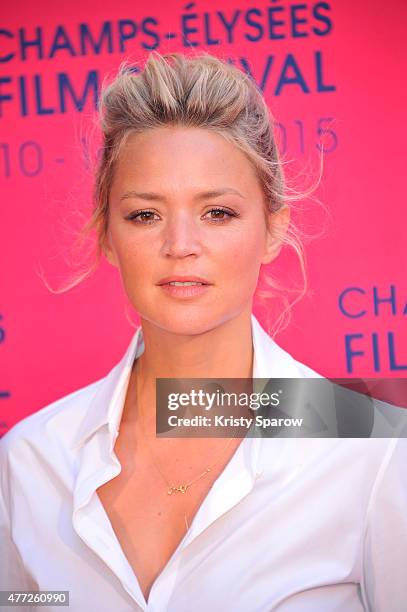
left=1, top=51, right=406, bottom=612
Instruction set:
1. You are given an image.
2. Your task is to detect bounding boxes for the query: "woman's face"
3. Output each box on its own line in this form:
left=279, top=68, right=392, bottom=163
left=105, top=126, right=289, bottom=335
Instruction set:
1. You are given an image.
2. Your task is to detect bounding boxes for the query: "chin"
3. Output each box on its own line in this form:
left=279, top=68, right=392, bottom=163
left=142, top=309, right=227, bottom=337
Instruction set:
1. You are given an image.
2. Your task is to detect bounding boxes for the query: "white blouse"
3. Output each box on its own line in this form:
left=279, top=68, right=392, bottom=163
left=1, top=314, right=406, bottom=611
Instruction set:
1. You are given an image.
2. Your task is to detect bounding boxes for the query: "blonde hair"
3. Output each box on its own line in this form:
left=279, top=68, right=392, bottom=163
left=39, top=50, right=326, bottom=337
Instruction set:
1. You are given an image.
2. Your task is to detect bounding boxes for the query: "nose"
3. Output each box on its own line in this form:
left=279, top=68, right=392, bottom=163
left=161, top=211, right=203, bottom=259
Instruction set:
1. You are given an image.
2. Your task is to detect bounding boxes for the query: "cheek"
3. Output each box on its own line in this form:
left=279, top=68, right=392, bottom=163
left=217, top=225, right=266, bottom=272
left=112, top=232, right=155, bottom=282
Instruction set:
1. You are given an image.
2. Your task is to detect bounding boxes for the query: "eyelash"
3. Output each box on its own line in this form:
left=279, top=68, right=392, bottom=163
left=125, top=207, right=239, bottom=225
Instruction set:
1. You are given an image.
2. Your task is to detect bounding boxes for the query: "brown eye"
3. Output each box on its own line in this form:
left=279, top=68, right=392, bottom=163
left=126, top=210, right=158, bottom=224
left=138, top=212, right=154, bottom=222
left=204, top=208, right=236, bottom=223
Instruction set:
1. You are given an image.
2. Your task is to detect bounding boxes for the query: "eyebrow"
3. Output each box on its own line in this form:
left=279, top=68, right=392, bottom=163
left=119, top=187, right=245, bottom=202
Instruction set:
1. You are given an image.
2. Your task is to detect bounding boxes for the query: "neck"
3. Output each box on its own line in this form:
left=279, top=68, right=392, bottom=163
left=124, top=308, right=255, bottom=433
left=139, top=308, right=253, bottom=378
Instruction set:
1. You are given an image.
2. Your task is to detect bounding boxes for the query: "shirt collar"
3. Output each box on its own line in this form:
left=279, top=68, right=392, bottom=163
left=251, top=313, right=306, bottom=379
left=71, top=313, right=304, bottom=450
left=71, top=326, right=144, bottom=450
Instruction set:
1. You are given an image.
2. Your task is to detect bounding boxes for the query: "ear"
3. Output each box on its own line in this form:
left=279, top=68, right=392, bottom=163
left=261, top=205, right=290, bottom=265
left=102, top=230, right=119, bottom=268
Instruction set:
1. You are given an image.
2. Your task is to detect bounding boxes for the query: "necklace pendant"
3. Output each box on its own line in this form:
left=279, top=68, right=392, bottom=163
left=167, top=484, right=189, bottom=495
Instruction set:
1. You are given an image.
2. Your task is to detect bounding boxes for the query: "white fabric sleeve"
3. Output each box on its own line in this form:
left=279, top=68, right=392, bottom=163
left=0, top=434, right=32, bottom=592
left=360, top=438, right=407, bottom=611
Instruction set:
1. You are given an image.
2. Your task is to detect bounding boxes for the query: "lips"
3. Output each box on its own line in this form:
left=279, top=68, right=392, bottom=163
left=157, top=276, right=210, bottom=285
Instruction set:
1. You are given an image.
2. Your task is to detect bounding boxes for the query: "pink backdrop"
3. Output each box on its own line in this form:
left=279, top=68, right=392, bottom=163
left=1, top=0, right=406, bottom=434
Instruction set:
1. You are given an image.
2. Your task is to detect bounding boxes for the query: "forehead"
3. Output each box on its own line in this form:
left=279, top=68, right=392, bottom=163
left=111, top=126, right=263, bottom=197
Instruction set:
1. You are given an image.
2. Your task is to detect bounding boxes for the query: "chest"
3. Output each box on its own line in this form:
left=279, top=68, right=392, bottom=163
left=95, top=464, right=362, bottom=611
left=96, top=443, right=227, bottom=602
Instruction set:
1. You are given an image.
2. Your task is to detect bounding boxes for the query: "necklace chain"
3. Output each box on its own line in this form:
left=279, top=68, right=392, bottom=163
left=134, top=361, right=238, bottom=529
left=142, top=413, right=236, bottom=530
left=145, top=426, right=236, bottom=496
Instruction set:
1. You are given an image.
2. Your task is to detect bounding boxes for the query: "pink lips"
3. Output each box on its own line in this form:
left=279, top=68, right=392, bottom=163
left=157, top=277, right=211, bottom=299
left=157, top=275, right=210, bottom=285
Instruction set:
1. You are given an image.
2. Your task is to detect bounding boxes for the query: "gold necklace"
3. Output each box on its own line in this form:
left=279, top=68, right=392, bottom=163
left=134, top=363, right=238, bottom=529
left=146, top=428, right=236, bottom=496
left=142, top=411, right=237, bottom=531
left=139, top=392, right=237, bottom=496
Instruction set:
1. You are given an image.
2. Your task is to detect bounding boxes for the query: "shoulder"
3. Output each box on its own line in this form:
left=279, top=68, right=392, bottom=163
left=365, top=436, right=407, bottom=495
left=359, top=437, right=407, bottom=609
left=0, top=377, right=104, bottom=467
left=259, top=436, right=404, bottom=473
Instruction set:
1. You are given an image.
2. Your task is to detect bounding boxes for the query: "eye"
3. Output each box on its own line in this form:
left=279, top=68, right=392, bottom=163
left=125, top=210, right=159, bottom=224
left=125, top=207, right=239, bottom=225
left=203, top=207, right=238, bottom=223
